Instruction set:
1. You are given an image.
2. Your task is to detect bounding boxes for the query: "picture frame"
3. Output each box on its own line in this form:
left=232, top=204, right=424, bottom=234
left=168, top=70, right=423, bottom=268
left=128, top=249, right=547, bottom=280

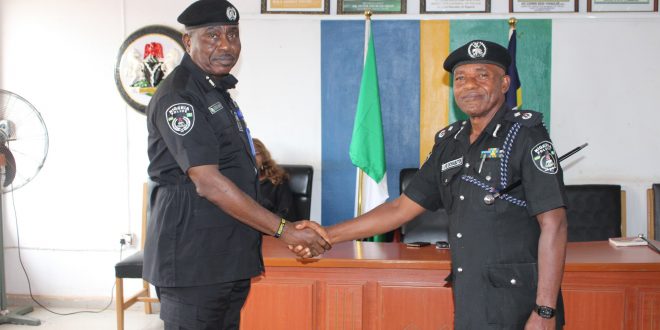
left=588, top=0, right=658, bottom=12
left=114, top=25, right=185, bottom=114
left=421, top=0, right=490, bottom=13
left=338, top=0, right=407, bottom=14
left=261, top=0, right=330, bottom=14
left=510, top=0, right=578, bottom=13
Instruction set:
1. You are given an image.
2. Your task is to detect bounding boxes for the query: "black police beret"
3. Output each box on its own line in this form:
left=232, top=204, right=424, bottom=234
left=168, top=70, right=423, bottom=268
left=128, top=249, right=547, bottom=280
left=177, top=0, right=240, bottom=28
left=443, top=40, right=511, bottom=73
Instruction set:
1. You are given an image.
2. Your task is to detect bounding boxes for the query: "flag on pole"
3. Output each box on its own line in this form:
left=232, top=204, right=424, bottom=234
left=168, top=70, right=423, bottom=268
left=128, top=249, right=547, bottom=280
left=506, top=25, right=522, bottom=110
left=349, top=15, right=389, bottom=241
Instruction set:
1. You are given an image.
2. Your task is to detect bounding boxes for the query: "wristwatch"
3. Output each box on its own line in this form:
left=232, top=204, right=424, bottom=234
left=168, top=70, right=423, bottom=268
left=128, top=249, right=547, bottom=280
left=535, top=305, right=556, bottom=319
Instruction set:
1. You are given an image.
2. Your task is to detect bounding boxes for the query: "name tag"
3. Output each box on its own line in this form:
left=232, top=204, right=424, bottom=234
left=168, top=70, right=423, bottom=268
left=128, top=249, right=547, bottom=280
left=442, top=157, right=463, bottom=172
left=208, top=102, right=224, bottom=115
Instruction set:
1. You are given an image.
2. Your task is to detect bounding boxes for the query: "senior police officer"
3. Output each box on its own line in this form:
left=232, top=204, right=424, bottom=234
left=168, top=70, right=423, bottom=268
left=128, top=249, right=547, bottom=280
left=295, top=39, right=568, bottom=329
left=143, top=1, right=331, bottom=329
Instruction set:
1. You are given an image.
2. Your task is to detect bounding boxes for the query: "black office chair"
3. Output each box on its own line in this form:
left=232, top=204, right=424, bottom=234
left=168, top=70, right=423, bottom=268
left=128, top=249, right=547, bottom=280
left=399, top=168, right=449, bottom=243
left=648, top=184, right=659, bottom=240
left=281, top=165, right=313, bottom=220
left=565, top=184, right=625, bottom=242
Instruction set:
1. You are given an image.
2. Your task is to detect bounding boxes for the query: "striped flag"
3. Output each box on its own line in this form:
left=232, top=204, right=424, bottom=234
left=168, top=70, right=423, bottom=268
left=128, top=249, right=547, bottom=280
left=349, top=17, right=389, bottom=241
left=506, top=28, right=522, bottom=110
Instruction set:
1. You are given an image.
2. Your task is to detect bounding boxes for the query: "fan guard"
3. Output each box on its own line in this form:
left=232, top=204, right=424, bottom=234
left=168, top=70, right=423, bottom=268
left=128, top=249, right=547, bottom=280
left=0, top=89, right=49, bottom=192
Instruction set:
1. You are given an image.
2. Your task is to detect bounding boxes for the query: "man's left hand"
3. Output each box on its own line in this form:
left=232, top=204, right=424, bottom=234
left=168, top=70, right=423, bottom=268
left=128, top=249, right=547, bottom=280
left=525, top=312, right=556, bottom=330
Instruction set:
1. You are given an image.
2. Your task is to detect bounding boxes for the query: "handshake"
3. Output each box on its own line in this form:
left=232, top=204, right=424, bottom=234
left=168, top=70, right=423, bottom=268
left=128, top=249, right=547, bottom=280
left=278, top=220, right=331, bottom=258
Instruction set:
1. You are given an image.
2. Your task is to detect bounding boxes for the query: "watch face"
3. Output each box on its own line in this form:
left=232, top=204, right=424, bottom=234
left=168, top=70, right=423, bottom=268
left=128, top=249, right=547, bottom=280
left=536, top=305, right=555, bottom=319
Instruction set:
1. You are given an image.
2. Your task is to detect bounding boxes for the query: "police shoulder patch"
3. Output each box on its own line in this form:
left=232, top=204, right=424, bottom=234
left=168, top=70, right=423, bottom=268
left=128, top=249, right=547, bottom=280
left=435, top=123, right=457, bottom=144
left=165, top=103, right=195, bottom=136
left=505, top=109, right=542, bottom=127
left=530, top=141, right=558, bottom=174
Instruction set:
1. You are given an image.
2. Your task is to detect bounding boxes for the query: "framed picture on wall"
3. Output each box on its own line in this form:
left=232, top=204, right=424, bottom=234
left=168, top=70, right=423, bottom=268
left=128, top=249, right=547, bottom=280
left=261, top=0, right=330, bottom=14
left=588, top=0, right=658, bottom=12
left=421, top=0, right=490, bottom=13
left=114, top=25, right=185, bottom=114
left=338, top=0, right=407, bottom=14
left=510, top=0, right=578, bottom=12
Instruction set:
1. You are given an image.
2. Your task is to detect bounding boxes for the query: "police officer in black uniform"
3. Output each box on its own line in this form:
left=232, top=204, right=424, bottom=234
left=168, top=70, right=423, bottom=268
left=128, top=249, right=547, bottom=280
left=143, top=1, right=331, bottom=329
left=295, top=40, right=568, bottom=329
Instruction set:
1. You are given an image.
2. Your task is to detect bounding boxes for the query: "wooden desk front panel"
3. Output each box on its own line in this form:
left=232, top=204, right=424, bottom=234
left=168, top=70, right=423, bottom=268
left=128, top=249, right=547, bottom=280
left=241, top=239, right=660, bottom=329
left=562, top=272, right=660, bottom=330
left=240, top=267, right=453, bottom=330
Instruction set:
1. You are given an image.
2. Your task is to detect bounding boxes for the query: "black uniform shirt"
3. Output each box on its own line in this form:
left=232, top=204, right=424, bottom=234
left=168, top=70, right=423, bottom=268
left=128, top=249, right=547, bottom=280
left=405, top=105, right=567, bottom=329
left=144, top=54, right=264, bottom=287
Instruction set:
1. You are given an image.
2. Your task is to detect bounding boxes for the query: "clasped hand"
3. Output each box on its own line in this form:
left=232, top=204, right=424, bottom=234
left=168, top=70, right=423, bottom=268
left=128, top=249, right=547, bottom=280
left=281, top=220, right=330, bottom=258
left=280, top=220, right=331, bottom=258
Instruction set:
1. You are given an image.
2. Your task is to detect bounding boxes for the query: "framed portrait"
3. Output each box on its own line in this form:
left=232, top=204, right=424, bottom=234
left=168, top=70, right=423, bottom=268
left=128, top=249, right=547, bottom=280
left=510, top=0, right=578, bottom=12
left=114, top=25, right=185, bottom=114
left=261, top=0, right=330, bottom=14
left=421, top=0, right=490, bottom=13
left=588, top=0, right=658, bottom=12
left=338, top=0, right=407, bottom=14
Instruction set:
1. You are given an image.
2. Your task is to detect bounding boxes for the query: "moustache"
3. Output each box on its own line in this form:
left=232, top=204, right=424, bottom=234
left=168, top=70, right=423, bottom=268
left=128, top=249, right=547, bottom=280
left=211, top=54, right=235, bottom=62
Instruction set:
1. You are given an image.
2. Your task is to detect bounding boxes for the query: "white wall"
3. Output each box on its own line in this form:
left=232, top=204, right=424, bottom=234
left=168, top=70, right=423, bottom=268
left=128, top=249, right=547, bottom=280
left=0, top=0, right=658, bottom=301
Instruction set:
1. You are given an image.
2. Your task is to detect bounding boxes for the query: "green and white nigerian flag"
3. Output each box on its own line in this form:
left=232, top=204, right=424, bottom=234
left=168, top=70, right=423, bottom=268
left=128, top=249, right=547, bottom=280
left=349, top=17, right=389, bottom=232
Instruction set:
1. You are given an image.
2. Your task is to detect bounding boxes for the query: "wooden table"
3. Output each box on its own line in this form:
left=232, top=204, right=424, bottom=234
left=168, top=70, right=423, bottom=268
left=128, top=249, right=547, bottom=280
left=240, top=237, right=660, bottom=330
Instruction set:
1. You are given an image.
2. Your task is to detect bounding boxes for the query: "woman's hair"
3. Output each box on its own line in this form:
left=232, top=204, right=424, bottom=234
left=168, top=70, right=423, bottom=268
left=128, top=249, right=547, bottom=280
left=253, top=138, right=289, bottom=185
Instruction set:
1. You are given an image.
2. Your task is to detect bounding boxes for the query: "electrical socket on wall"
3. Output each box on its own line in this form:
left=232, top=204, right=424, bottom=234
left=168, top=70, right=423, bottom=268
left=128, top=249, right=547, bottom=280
left=121, top=233, right=134, bottom=246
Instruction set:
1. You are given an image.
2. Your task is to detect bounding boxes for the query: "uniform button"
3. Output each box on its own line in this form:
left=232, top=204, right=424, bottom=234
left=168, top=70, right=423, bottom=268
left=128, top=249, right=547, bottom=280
left=457, top=267, right=463, bottom=273
left=486, top=175, right=491, bottom=181
left=456, top=233, right=462, bottom=238
left=459, top=195, right=465, bottom=200
left=510, top=279, right=517, bottom=285
left=465, top=163, right=470, bottom=168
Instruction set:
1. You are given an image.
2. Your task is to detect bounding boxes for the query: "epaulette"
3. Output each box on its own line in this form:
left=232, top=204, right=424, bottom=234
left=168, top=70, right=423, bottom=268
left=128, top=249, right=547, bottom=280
left=434, top=121, right=466, bottom=144
left=504, top=109, right=543, bottom=127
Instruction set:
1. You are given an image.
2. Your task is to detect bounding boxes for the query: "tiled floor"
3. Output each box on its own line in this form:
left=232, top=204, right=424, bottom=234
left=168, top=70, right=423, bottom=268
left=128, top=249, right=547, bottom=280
left=0, top=306, right=163, bottom=330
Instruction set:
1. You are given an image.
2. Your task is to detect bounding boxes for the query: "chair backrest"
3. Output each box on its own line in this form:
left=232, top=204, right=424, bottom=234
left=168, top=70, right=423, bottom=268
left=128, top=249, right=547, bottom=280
left=565, top=184, right=624, bottom=242
left=281, top=165, right=313, bottom=220
left=399, top=168, right=449, bottom=243
left=141, top=181, right=157, bottom=250
left=648, top=184, right=660, bottom=240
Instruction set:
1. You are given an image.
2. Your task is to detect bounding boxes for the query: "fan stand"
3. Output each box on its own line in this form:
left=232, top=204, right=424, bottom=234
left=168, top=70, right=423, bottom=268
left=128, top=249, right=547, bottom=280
left=0, top=154, right=40, bottom=326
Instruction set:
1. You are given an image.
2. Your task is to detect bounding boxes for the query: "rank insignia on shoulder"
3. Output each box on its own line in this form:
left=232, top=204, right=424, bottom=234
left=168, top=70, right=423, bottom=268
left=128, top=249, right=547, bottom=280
left=435, top=123, right=457, bottom=143
left=531, top=141, right=558, bottom=174
left=506, top=109, right=542, bottom=127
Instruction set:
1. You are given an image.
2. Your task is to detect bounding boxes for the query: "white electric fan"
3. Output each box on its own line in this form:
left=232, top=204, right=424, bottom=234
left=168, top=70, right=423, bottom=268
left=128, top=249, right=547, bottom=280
left=0, top=89, right=49, bottom=326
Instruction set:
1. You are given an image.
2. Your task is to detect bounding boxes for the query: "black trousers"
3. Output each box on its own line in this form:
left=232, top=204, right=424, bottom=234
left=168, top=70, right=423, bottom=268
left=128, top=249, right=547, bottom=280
left=158, top=279, right=251, bottom=330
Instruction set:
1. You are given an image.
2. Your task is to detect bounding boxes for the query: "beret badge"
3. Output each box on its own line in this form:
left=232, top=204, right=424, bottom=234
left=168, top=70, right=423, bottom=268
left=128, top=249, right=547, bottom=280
left=227, top=6, right=238, bottom=21
left=467, top=41, right=487, bottom=59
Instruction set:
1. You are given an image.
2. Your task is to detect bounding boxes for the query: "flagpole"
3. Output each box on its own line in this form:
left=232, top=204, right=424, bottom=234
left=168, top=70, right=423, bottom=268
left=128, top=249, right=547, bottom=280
left=357, top=169, right=364, bottom=216
left=356, top=9, right=372, bottom=218
left=508, top=17, right=517, bottom=31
